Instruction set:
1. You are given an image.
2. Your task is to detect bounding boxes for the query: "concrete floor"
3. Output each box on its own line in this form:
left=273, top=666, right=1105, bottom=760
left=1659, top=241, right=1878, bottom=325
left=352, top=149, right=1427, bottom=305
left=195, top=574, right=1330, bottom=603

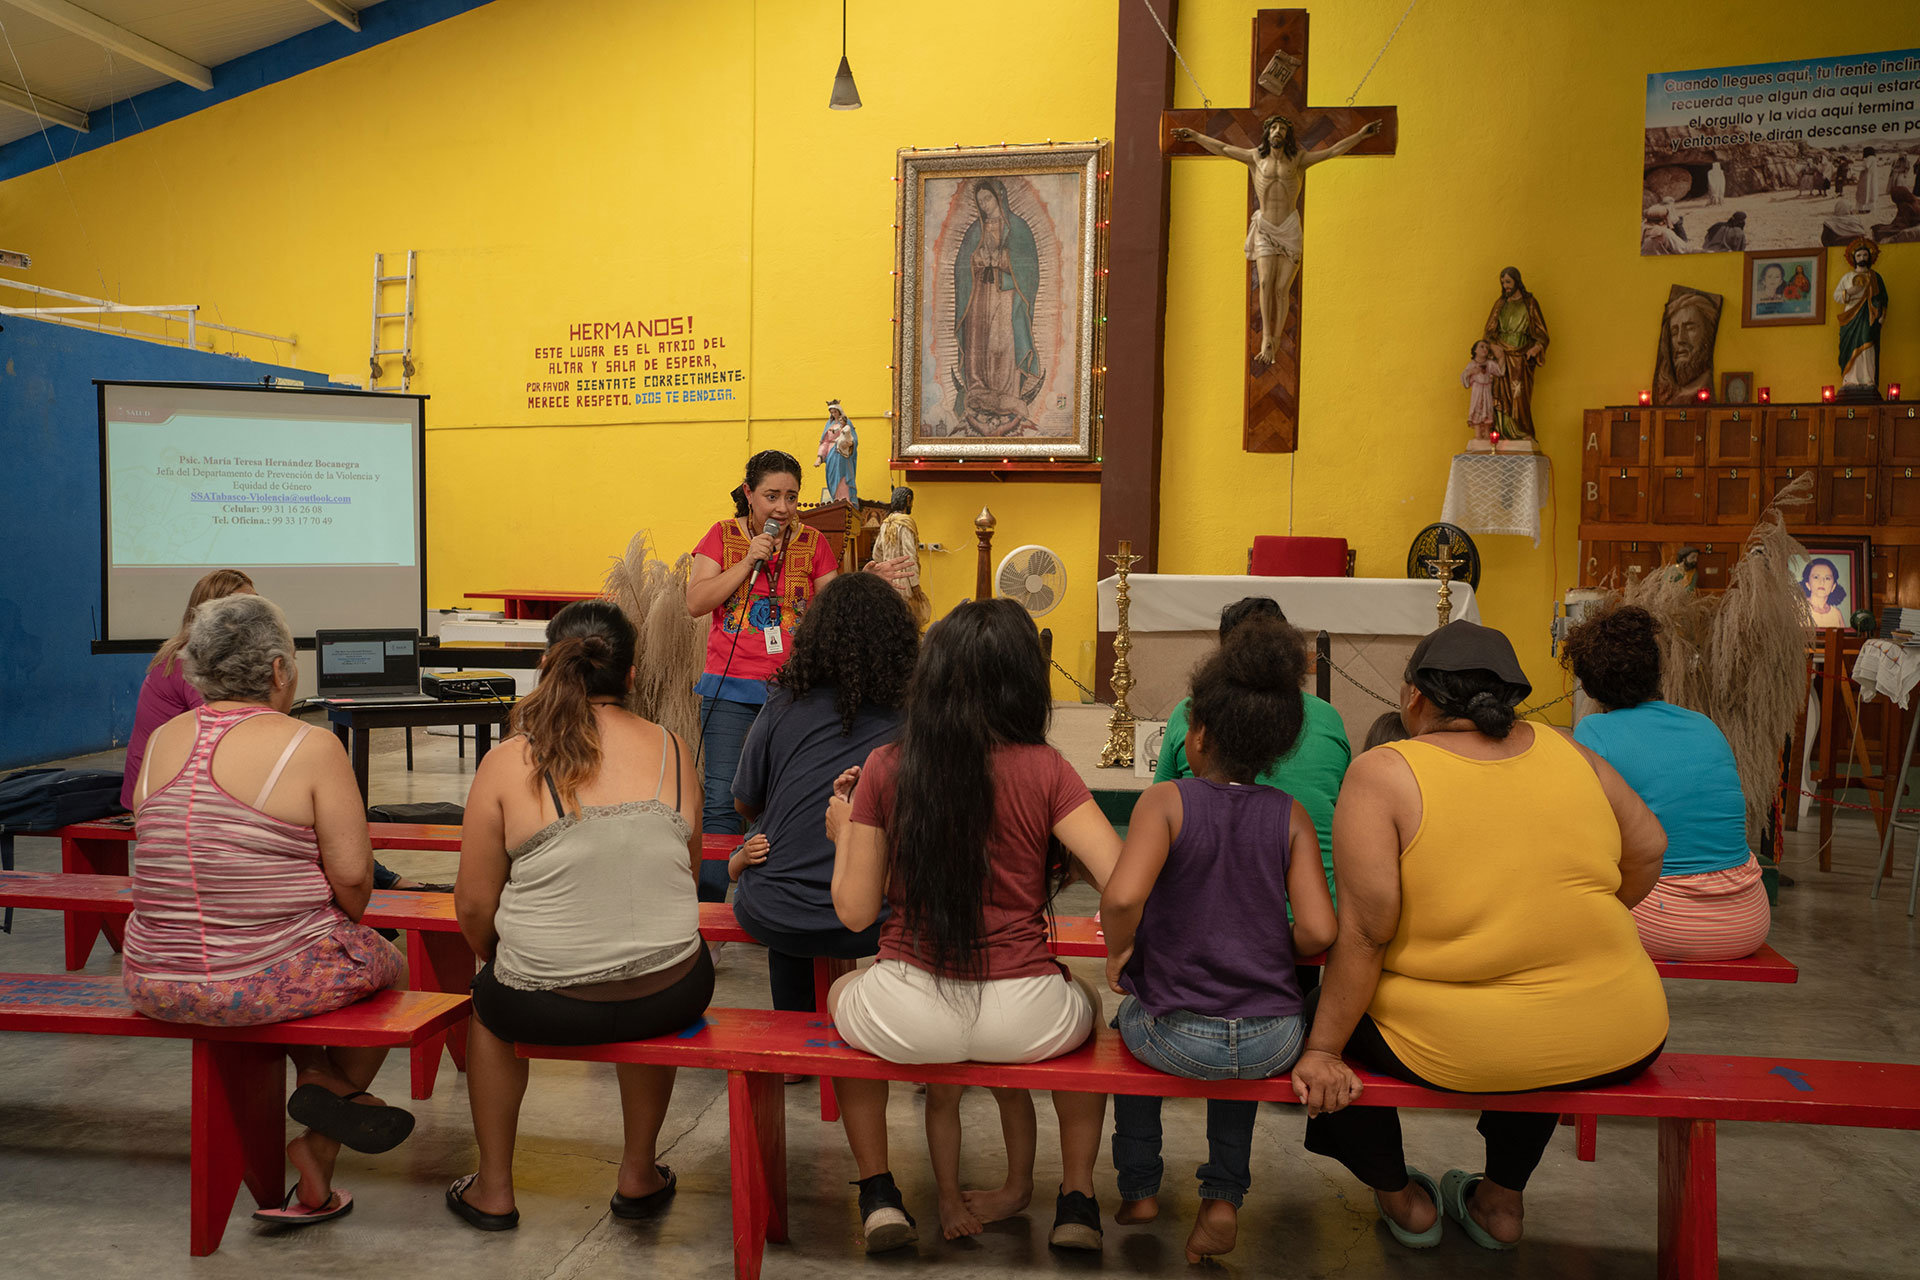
left=1, top=708, right=1915, bottom=1278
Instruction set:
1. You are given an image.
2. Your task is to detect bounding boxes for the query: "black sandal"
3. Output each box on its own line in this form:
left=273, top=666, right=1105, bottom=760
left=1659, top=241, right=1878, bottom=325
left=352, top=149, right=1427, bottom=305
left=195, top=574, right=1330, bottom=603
left=610, top=1165, right=677, bottom=1219
left=446, top=1173, right=520, bottom=1231
left=286, top=1084, right=415, bottom=1154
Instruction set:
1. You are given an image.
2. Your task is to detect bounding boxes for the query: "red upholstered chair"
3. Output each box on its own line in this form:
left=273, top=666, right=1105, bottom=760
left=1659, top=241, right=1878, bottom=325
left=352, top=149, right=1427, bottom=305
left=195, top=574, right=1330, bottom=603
left=1249, top=536, right=1352, bottom=577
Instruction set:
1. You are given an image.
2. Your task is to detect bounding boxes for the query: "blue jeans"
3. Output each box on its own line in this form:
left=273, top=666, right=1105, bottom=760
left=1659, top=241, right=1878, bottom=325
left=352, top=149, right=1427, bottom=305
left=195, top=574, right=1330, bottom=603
left=697, top=695, right=760, bottom=902
left=1111, top=995, right=1306, bottom=1207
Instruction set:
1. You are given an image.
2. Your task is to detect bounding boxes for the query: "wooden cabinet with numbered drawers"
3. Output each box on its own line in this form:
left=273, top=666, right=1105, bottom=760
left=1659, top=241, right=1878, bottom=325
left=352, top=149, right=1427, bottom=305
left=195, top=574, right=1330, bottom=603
left=1581, top=402, right=1920, bottom=608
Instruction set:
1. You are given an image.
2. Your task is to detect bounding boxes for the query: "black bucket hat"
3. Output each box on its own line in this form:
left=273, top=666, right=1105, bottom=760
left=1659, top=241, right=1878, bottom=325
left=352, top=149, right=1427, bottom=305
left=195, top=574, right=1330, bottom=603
left=1406, top=621, right=1532, bottom=702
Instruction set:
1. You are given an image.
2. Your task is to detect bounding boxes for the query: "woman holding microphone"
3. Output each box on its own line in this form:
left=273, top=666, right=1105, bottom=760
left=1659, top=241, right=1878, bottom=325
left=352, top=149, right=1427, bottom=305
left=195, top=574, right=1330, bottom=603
left=687, top=451, right=835, bottom=900
left=689, top=449, right=909, bottom=900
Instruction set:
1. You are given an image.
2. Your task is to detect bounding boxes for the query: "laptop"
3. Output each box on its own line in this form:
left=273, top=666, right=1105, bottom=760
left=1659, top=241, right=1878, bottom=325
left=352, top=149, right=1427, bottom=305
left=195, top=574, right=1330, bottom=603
left=314, top=628, right=427, bottom=703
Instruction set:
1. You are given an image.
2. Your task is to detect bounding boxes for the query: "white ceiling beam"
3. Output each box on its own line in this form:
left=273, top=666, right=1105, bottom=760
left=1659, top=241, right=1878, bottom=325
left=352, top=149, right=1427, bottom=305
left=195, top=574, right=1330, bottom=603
left=0, top=0, right=213, bottom=91
left=0, top=79, right=87, bottom=131
left=301, top=0, right=360, bottom=32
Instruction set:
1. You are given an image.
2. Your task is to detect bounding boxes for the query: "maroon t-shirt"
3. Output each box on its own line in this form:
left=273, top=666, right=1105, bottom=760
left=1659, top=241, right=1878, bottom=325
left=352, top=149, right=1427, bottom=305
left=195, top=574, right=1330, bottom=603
left=852, top=741, right=1091, bottom=981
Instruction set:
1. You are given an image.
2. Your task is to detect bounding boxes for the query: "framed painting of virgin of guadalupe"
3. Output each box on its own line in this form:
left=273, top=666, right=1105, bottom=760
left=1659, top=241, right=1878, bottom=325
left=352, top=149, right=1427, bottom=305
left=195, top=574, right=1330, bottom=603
left=892, top=142, right=1108, bottom=462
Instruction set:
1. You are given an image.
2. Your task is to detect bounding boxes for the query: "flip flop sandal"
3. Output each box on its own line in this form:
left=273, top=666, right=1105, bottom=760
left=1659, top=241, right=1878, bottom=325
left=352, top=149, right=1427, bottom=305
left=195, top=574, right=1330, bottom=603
left=446, top=1173, right=520, bottom=1232
left=253, top=1186, right=353, bottom=1227
left=610, top=1164, right=678, bottom=1219
left=287, top=1084, right=416, bottom=1154
left=1373, top=1166, right=1443, bottom=1249
left=1439, top=1169, right=1518, bottom=1251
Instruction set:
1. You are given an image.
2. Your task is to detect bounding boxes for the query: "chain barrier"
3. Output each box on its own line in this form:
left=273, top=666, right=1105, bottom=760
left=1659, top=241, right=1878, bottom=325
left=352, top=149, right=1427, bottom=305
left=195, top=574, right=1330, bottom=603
left=1796, top=786, right=1920, bottom=818
left=1323, top=654, right=1400, bottom=708
left=1051, top=657, right=1108, bottom=708
left=1516, top=690, right=1577, bottom=719
left=1060, top=647, right=1577, bottom=724
left=1322, top=652, right=1577, bottom=723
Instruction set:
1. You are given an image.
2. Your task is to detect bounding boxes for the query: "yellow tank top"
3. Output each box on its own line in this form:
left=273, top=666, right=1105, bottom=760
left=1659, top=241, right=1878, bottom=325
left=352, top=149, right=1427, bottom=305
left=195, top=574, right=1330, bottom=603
left=1369, top=728, right=1668, bottom=1092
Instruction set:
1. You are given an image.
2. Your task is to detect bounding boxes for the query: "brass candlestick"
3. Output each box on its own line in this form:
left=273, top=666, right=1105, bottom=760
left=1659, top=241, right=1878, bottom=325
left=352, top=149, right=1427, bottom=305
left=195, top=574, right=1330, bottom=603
left=1098, top=539, right=1143, bottom=768
left=1431, top=537, right=1466, bottom=628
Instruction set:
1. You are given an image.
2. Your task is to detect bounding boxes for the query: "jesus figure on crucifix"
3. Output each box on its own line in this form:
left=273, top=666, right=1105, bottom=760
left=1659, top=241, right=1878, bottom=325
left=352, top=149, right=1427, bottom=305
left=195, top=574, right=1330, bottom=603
left=1172, top=115, right=1381, bottom=366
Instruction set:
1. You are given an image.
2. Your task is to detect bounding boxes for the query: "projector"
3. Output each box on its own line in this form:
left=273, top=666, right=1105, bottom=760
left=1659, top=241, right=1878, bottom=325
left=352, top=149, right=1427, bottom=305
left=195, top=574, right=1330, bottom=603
left=422, top=671, right=516, bottom=701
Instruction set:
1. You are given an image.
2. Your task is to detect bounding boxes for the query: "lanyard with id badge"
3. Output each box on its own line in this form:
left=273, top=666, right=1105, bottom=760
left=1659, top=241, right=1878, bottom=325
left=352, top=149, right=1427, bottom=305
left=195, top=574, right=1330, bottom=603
left=758, top=546, right=786, bottom=655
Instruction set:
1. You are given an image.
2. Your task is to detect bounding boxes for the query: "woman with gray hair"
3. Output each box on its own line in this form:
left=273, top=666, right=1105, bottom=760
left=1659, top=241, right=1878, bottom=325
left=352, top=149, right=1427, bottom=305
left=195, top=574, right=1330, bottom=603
left=124, top=592, right=411, bottom=1230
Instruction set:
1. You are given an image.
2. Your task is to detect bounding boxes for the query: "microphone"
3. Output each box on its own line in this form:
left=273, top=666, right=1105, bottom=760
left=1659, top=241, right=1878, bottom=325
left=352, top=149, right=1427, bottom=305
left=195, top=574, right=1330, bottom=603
left=750, top=518, right=783, bottom=589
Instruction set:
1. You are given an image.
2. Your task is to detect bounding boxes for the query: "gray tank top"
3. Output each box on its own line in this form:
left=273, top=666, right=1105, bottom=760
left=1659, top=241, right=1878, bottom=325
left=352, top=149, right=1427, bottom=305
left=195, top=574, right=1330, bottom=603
left=493, top=724, right=700, bottom=990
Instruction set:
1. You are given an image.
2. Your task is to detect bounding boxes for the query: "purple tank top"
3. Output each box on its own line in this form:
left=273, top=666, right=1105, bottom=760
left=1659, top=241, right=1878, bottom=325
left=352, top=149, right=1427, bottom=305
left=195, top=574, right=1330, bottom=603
left=1121, top=778, right=1303, bottom=1020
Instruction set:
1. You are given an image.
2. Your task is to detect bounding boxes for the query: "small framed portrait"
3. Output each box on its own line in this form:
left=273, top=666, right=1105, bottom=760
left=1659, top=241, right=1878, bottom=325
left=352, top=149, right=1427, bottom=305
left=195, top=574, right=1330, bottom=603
left=1720, top=371, right=1754, bottom=404
left=1789, top=537, right=1870, bottom=631
left=1741, top=248, right=1826, bottom=328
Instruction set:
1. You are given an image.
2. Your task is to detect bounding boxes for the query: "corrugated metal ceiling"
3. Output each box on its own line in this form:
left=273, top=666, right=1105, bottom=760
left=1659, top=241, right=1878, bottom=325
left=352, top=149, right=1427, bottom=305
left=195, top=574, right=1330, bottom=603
left=0, top=1, right=385, bottom=147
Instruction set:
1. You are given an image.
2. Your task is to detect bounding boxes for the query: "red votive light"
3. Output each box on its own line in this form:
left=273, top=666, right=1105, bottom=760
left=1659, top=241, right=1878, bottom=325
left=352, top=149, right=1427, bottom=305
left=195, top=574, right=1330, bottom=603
left=1638, top=390, right=1651, bottom=405
left=1891, top=384, right=1903, bottom=401
left=1696, top=387, right=1711, bottom=403
left=1822, top=385, right=1836, bottom=401
left=1759, top=387, right=1771, bottom=403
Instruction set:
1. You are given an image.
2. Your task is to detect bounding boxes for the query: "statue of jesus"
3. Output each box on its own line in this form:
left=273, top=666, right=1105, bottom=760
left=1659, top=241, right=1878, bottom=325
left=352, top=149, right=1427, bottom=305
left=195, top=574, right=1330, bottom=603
left=1171, top=115, right=1382, bottom=366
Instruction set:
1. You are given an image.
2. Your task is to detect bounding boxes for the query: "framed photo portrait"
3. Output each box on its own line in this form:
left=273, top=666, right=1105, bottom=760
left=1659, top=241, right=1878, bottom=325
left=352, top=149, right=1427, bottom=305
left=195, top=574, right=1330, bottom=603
left=1789, top=537, right=1869, bottom=631
left=1720, top=371, right=1754, bottom=404
left=1741, top=248, right=1826, bottom=328
left=892, top=142, right=1108, bottom=462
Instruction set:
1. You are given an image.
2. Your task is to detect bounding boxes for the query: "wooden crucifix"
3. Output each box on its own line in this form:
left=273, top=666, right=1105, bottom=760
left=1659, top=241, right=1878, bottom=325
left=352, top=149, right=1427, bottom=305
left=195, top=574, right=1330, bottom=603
left=1161, top=9, right=1397, bottom=453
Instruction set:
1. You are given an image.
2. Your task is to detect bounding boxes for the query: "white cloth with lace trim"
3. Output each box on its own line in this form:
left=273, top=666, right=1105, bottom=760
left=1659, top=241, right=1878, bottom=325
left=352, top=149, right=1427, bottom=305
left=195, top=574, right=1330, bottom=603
left=1441, top=453, right=1554, bottom=547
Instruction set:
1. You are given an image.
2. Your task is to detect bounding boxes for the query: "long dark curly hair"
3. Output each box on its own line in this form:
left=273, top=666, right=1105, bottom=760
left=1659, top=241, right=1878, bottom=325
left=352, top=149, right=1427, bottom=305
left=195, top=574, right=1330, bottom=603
left=771, top=572, right=918, bottom=732
left=1562, top=603, right=1663, bottom=710
left=889, top=598, right=1069, bottom=983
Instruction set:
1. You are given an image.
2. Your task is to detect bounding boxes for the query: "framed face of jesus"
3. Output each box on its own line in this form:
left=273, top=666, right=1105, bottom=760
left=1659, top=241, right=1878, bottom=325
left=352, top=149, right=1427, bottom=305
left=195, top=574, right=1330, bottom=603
left=892, top=143, right=1107, bottom=462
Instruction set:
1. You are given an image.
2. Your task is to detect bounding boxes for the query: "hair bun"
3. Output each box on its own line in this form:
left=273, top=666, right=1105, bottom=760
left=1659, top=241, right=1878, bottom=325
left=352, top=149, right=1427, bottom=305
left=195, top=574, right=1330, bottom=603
left=1464, top=689, right=1518, bottom=738
left=574, top=633, right=614, bottom=669
left=1218, top=615, right=1309, bottom=692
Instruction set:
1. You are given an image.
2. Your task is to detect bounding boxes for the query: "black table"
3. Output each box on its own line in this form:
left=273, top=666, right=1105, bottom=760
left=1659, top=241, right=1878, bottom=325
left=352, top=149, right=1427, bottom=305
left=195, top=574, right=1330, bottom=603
left=322, top=699, right=515, bottom=801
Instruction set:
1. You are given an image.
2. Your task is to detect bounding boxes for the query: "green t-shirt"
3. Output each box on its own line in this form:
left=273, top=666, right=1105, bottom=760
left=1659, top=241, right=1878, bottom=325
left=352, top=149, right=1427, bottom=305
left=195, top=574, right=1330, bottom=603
left=1153, top=693, right=1351, bottom=899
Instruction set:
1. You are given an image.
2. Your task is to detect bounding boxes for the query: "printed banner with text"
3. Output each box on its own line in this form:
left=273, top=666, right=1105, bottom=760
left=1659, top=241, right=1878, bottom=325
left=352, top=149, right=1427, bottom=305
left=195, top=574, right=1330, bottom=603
left=522, top=313, right=745, bottom=417
left=1642, top=48, right=1920, bottom=254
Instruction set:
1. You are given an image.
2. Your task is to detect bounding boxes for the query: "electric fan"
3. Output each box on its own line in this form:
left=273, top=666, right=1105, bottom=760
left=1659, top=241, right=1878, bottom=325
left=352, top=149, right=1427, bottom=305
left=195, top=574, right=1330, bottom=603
left=1405, top=523, right=1482, bottom=590
left=996, top=545, right=1067, bottom=617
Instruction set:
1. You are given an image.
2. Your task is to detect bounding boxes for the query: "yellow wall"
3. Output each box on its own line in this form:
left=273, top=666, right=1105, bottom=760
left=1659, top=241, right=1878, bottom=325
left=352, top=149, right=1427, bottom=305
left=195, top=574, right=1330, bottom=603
left=2, top=0, right=1914, bottom=710
left=1161, top=0, right=1919, bottom=714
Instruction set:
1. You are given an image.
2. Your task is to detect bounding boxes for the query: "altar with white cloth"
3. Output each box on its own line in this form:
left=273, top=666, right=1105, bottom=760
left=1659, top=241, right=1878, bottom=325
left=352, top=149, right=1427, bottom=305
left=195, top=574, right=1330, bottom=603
left=1096, top=575, right=1481, bottom=747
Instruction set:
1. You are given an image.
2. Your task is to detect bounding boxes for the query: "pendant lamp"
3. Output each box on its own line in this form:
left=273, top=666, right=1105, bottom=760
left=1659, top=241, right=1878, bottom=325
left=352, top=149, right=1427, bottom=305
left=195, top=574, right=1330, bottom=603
left=829, top=0, right=861, bottom=109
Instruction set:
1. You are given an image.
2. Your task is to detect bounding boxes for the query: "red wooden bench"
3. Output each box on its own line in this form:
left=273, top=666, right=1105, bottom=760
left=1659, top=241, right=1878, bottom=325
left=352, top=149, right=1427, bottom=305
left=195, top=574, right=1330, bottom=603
left=49, top=820, right=739, bottom=974
left=0, top=864, right=1802, bottom=1135
left=0, top=972, right=468, bottom=1256
left=2, top=873, right=780, bottom=1103
left=521, top=1006, right=1920, bottom=1280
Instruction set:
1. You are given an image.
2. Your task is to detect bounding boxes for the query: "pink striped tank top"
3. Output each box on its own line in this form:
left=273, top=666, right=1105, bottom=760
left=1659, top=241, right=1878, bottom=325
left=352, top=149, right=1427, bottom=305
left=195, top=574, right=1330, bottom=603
left=125, top=705, right=344, bottom=983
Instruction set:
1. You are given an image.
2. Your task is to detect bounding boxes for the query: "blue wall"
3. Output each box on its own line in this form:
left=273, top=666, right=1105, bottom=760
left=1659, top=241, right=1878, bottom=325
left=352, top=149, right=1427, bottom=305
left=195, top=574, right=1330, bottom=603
left=0, top=316, right=325, bottom=768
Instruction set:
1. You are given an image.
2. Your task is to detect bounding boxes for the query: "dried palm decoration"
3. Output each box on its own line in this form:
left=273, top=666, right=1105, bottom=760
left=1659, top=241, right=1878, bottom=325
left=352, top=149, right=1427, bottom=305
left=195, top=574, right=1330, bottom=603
left=1607, top=473, right=1813, bottom=840
left=603, top=531, right=707, bottom=771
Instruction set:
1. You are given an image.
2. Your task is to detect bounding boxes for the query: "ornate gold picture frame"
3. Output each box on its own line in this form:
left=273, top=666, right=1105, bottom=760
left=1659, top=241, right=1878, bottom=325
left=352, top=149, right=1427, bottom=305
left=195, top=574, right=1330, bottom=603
left=892, top=142, right=1107, bottom=462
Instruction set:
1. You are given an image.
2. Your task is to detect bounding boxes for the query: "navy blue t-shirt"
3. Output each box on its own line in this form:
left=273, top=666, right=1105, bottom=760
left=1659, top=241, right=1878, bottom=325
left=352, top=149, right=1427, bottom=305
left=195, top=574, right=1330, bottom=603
left=731, top=686, right=902, bottom=934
